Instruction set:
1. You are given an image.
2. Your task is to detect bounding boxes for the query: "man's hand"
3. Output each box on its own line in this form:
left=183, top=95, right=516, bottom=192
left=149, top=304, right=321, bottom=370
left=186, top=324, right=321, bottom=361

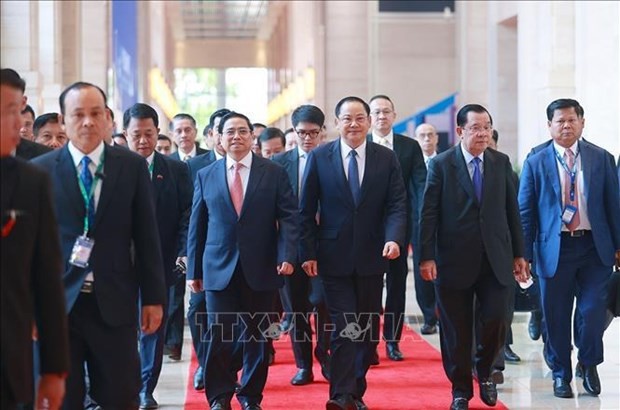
left=141, top=305, right=163, bottom=335
left=187, top=279, right=203, bottom=293
left=513, top=257, right=530, bottom=283
left=36, top=373, right=66, bottom=410
left=382, top=241, right=400, bottom=260
left=277, top=262, right=294, bottom=276
left=302, top=260, right=318, bottom=277
left=615, top=250, right=620, bottom=269
left=420, top=260, right=437, bottom=281
left=176, top=256, right=188, bottom=272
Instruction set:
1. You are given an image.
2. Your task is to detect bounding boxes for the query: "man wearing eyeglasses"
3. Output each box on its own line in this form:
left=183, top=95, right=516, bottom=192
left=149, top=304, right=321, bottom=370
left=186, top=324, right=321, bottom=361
left=368, top=95, right=427, bottom=363
left=419, top=104, right=529, bottom=410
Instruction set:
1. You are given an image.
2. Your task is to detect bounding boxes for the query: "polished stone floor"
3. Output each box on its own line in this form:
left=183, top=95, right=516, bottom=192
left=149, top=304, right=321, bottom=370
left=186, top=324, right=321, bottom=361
left=154, top=263, right=620, bottom=409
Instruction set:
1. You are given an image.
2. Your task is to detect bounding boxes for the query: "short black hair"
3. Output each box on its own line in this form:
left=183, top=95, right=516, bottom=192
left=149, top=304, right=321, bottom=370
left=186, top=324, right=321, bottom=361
left=0, top=68, right=26, bottom=92
left=202, top=124, right=212, bottom=136
left=209, top=108, right=232, bottom=128
left=21, top=104, right=35, bottom=119
left=259, top=127, right=285, bottom=146
left=123, top=103, right=159, bottom=129
left=59, top=82, right=107, bottom=115
left=284, top=127, right=295, bottom=135
left=291, top=104, right=325, bottom=128
left=113, top=132, right=127, bottom=142
left=335, top=96, right=370, bottom=117
left=546, top=99, right=584, bottom=121
left=170, top=113, right=196, bottom=130
left=218, top=112, right=253, bottom=134
left=33, top=113, right=60, bottom=136
left=455, top=104, right=493, bottom=127
left=368, top=94, right=395, bottom=110
left=157, top=134, right=171, bottom=143
left=252, top=122, right=267, bottom=130
left=492, top=129, right=499, bottom=143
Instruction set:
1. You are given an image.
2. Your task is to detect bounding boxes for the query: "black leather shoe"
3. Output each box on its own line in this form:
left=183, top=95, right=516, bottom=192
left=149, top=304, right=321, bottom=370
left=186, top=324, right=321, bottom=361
left=386, top=342, right=404, bottom=361
left=326, top=394, right=356, bottom=410
left=582, top=365, right=601, bottom=395
left=353, top=397, right=368, bottom=410
left=210, top=398, right=232, bottom=410
left=491, top=370, right=504, bottom=385
left=420, top=323, right=437, bottom=335
left=193, top=366, right=204, bottom=390
left=504, top=345, right=521, bottom=363
left=166, top=344, right=182, bottom=361
left=241, top=404, right=262, bottom=410
left=139, top=394, right=158, bottom=409
left=575, top=361, right=584, bottom=378
left=528, top=313, right=542, bottom=341
left=478, top=378, right=497, bottom=406
left=553, top=377, right=573, bottom=398
left=450, top=397, right=469, bottom=410
left=319, top=357, right=331, bottom=381
left=369, top=349, right=380, bottom=366
left=291, top=368, right=314, bottom=385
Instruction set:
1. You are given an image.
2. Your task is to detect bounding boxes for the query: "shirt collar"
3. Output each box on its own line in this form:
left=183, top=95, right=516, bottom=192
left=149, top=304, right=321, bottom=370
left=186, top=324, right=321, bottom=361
left=340, top=138, right=367, bottom=161
left=226, top=151, right=253, bottom=171
left=552, top=139, right=579, bottom=157
left=180, top=145, right=197, bottom=160
left=372, top=129, right=394, bottom=145
left=146, top=152, right=155, bottom=166
left=214, top=149, right=224, bottom=160
left=460, top=143, right=484, bottom=164
left=297, top=146, right=309, bottom=158
left=68, top=140, right=105, bottom=168
left=424, top=151, right=437, bottom=161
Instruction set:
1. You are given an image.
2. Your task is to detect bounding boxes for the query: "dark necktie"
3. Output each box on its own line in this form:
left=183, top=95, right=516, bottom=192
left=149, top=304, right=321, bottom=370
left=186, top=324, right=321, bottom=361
left=472, top=157, right=483, bottom=203
left=348, top=150, right=361, bottom=206
left=80, top=156, right=95, bottom=229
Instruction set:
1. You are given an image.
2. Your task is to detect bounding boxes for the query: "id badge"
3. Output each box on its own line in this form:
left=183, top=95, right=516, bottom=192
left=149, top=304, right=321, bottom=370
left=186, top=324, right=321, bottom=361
left=561, top=205, right=578, bottom=225
left=69, top=235, right=95, bottom=268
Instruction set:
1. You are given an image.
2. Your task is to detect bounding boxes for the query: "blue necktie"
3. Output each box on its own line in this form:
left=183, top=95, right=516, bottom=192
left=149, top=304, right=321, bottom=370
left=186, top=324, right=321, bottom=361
left=80, top=156, right=95, bottom=229
left=348, top=150, right=361, bottom=206
left=472, top=157, right=483, bottom=203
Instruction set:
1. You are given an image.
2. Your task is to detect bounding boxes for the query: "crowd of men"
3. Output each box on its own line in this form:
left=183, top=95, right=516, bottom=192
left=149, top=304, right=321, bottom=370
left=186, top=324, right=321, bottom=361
left=2, top=66, right=620, bottom=410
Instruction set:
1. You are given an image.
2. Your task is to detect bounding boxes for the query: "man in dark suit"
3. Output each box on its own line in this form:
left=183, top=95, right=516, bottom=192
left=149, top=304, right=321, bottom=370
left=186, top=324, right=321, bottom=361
left=419, top=104, right=528, bottom=410
left=15, top=136, right=52, bottom=159
left=169, top=113, right=208, bottom=162
left=185, top=107, right=230, bottom=390
left=368, top=94, right=427, bottom=361
left=187, top=112, right=298, bottom=410
left=124, top=103, right=193, bottom=408
left=273, top=105, right=331, bottom=386
left=1, top=67, right=70, bottom=410
left=300, top=96, right=407, bottom=410
left=31, top=82, right=167, bottom=409
left=519, top=98, right=620, bottom=398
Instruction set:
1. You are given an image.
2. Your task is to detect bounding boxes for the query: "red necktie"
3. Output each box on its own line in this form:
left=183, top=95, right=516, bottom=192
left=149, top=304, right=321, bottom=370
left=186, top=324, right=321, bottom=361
left=230, top=162, right=244, bottom=216
left=563, top=149, right=580, bottom=231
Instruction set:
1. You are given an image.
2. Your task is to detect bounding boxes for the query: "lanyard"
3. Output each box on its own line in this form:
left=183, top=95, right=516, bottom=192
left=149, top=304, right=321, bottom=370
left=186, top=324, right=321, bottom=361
left=77, top=153, right=105, bottom=235
left=554, top=147, right=580, bottom=202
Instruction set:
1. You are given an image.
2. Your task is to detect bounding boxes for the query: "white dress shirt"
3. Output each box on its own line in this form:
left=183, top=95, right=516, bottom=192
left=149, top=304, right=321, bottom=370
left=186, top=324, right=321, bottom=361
left=226, top=151, right=253, bottom=196
left=423, top=152, right=437, bottom=169
left=341, top=139, right=366, bottom=184
left=68, top=140, right=105, bottom=210
left=298, top=146, right=308, bottom=194
left=460, top=143, right=484, bottom=180
left=553, top=140, right=591, bottom=231
left=372, top=130, right=394, bottom=150
left=180, top=145, right=197, bottom=161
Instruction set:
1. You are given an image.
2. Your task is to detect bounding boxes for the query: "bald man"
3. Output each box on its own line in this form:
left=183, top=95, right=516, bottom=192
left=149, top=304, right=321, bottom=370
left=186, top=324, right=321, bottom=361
left=415, top=123, right=439, bottom=168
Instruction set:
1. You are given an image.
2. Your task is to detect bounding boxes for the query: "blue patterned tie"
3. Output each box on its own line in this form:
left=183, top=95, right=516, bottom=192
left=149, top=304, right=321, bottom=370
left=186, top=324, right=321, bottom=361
left=80, top=156, right=95, bottom=229
left=348, top=150, right=361, bottom=206
left=472, top=157, right=483, bottom=203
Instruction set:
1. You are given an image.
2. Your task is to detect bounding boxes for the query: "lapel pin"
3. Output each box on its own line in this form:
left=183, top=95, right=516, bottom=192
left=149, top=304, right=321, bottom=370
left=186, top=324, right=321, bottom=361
left=156, top=174, right=164, bottom=180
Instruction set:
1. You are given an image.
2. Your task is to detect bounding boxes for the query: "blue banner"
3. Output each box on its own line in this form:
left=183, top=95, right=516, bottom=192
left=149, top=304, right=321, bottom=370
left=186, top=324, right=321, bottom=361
left=112, top=0, right=137, bottom=111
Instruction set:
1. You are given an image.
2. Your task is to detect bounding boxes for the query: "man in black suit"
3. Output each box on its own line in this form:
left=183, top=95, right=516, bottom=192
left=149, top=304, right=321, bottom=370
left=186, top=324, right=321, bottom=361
left=1, top=68, right=70, bottom=410
left=31, top=82, right=167, bottom=409
left=124, top=103, right=193, bottom=409
left=368, top=95, right=427, bottom=361
left=419, top=104, right=529, bottom=410
left=273, top=105, right=331, bottom=386
left=187, top=112, right=298, bottom=410
left=300, top=96, right=407, bottom=410
left=15, top=136, right=52, bottom=160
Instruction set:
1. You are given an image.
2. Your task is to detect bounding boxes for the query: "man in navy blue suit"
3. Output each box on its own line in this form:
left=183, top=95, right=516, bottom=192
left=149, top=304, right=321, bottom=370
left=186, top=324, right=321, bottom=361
left=187, top=112, right=298, bottom=410
left=31, top=82, right=166, bottom=409
left=300, top=96, right=407, bottom=410
left=519, top=98, right=620, bottom=398
left=124, top=103, right=193, bottom=409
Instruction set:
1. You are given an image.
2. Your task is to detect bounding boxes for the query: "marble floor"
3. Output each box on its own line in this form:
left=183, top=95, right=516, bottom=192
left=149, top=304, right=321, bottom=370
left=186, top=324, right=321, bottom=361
left=153, top=263, right=620, bottom=409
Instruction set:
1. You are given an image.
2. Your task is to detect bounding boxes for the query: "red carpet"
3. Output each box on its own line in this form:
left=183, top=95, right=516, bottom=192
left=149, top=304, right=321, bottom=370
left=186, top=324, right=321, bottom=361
left=185, top=325, right=508, bottom=409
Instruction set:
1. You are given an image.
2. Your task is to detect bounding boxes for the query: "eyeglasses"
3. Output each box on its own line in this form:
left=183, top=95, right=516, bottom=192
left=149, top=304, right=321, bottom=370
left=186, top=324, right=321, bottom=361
left=370, top=109, right=394, bottom=116
left=339, top=116, right=368, bottom=126
left=223, top=128, right=251, bottom=138
left=295, top=129, right=321, bottom=139
left=462, top=125, right=492, bottom=134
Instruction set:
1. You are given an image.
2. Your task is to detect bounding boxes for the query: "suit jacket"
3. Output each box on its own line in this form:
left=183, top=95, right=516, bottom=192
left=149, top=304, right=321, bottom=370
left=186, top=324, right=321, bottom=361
left=519, top=140, right=620, bottom=278
left=31, top=144, right=166, bottom=326
left=368, top=133, right=427, bottom=241
left=151, top=152, right=193, bottom=286
left=1, top=157, right=69, bottom=402
left=187, top=150, right=217, bottom=181
left=169, top=145, right=209, bottom=162
left=420, top=145, right=524, bottom=289
left=15, top=138, right=52, bottom=160
left=187, top=154, right=298, bottom=291
left=299, top=140, right=407, bottom=276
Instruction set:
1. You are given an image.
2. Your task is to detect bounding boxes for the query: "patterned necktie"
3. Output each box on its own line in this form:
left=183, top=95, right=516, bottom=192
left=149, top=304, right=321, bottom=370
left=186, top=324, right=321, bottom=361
left=80, top=156, right=95, bottom=228
left=230, top=162, right=244, bottom=216
left=472, top=157, right=483, bottom=203
left=348, top=150, right=361, bottom=206
left=183, top=155, right=191, bottom=162
left=564, top=149, right=580, bottom=231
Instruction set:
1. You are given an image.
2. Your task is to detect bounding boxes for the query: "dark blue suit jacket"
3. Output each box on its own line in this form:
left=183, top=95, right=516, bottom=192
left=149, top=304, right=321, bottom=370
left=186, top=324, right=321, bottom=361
left=519, top=140, right=620, bottom=278
left=187, top=150, right=217, bottom=181
left=299, top=140, right=407, bottom=276
left=31, top=144, right=166, bottom=326
left=151, top=152, right=193, bottom=285
left=186, top=154, right=298, bottom=291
